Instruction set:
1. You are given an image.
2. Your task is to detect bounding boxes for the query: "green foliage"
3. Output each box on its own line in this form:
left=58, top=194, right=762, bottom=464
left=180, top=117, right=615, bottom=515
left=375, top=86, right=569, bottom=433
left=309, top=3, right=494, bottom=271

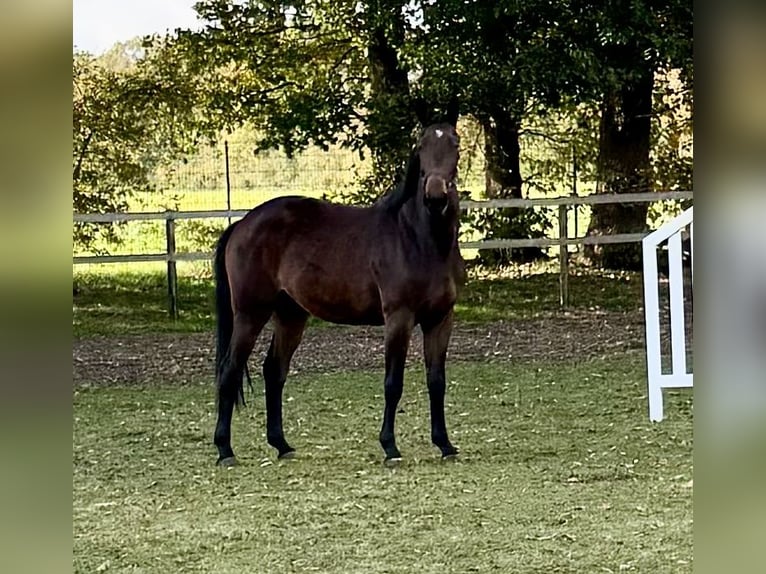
left=413, top=1, right=598, bottom=116
left=651, top=69, right=693, bottom=194
left=73, top=359, right=692, bottom=573
left=178, top=1, right=605, bottom=200
left=571, top=0, right=693, bottom=270
left=177, top=0, right=428, bottom=201
left=73, top=40, right=212, bottom=251
left=178, top=1, right=369, bottom=155
left=408, top=1, right=600, bottom=264
left=574, top=0, right=693, bottom=94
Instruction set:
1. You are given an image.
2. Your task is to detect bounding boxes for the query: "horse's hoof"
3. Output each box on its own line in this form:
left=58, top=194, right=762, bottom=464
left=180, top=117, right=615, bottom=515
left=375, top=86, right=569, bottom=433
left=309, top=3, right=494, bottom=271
left=442, top=452, right=459, bottom=462
left=384, top=457, right=403, bottom=468
left=217, top=456, right=238, bottom=468
left=278, top=450, right=297, bottom=460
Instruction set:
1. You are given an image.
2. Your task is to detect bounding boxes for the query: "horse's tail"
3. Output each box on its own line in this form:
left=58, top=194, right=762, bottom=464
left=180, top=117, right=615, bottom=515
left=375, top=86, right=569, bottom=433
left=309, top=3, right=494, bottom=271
left=214, top=222, right=252, bottom=406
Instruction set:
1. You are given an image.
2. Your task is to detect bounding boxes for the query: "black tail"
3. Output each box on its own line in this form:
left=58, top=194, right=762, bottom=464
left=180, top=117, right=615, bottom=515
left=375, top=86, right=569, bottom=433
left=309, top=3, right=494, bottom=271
left=213, top=222, right=252, bottom=406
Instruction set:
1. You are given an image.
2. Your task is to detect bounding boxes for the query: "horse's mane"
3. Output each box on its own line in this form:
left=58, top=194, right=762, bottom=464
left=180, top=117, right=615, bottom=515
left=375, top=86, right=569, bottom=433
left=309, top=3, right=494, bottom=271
left=376, top=149, right=420, bottom=212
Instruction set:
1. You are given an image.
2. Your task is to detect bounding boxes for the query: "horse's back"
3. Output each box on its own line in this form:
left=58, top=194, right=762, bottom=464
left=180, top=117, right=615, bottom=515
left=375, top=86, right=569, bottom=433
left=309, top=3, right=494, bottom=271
left=240, top=196, right=379, bottom=254
left=226, top=196, right=387, bottom=324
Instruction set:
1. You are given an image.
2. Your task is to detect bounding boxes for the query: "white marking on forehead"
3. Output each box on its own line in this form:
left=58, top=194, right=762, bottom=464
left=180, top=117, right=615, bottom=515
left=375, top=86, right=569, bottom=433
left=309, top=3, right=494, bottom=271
left=435, top=129, right=444, bottom=138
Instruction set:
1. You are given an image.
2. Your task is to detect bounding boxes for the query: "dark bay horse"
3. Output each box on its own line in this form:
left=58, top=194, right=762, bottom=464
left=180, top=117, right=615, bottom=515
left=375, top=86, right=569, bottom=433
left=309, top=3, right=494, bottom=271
left=213, top=122, right=464, bottom=466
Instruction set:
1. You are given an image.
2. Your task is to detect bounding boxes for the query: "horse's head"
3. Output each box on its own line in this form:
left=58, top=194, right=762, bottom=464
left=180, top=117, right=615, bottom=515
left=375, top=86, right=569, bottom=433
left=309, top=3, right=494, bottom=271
left=417, top=123, right=460, bottom=216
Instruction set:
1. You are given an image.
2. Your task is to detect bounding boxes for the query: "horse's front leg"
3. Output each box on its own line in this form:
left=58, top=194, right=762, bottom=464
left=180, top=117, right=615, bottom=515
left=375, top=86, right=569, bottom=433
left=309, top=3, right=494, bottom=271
left=379, top=310, right=414, bottom=464
left=422, top=310, right=458, bottom=459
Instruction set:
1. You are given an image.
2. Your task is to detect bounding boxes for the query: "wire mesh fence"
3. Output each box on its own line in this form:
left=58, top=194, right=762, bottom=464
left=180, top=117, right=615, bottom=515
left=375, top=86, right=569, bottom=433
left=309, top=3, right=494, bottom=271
left=76, top=137, right=494, bottom=260
left=139, top=142, right=374, bottom=213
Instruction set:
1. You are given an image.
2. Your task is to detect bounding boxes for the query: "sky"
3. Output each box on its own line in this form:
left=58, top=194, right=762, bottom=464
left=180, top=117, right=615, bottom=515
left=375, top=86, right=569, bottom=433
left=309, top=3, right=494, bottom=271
left=73, top=0, right=202, bottom=55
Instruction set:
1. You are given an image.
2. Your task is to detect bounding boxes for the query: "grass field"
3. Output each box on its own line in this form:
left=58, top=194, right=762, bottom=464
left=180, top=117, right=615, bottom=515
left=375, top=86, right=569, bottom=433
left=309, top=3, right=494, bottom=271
left=73, top=358, right=693, bottom=573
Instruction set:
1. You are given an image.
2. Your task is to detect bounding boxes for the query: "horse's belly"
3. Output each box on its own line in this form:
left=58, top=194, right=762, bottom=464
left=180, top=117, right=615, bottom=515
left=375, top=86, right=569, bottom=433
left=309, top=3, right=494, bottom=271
left=285, top=279, right=384, bottom=326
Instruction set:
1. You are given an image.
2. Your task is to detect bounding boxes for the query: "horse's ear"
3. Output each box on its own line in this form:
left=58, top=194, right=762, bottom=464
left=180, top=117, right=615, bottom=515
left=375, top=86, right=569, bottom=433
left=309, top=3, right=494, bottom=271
left=446, top=96, right=460, bottom=126
left=413, top=97, right=431, bottom=127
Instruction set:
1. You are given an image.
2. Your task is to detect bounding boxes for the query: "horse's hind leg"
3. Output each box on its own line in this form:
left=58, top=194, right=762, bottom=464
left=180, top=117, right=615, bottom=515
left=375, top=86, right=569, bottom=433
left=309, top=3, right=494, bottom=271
left=263, top=297, right=308, bottom=459
left=214, top=311, right=269, bottom=466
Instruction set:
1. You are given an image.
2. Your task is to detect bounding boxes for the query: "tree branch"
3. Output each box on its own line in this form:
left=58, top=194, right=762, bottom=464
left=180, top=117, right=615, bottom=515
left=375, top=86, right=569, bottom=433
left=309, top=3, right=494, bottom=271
left=329, top=46, right=355, bottom=75
left=518, top=128, right=571, bottom=144
left=73, top=130, right=94, bottom=183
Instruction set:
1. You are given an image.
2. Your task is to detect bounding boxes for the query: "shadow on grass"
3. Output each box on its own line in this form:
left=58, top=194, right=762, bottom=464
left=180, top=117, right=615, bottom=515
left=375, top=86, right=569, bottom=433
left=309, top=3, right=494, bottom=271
left=73, top=269, right=643, bottom=338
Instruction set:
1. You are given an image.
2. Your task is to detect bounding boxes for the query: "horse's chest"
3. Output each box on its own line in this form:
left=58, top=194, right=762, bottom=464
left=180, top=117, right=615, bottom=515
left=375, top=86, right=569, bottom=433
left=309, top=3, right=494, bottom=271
left=424, top=275, right=458, bottom=311
left=399, top=269, right=458, bottom=321
left=373, top=250, right=463, bottom=319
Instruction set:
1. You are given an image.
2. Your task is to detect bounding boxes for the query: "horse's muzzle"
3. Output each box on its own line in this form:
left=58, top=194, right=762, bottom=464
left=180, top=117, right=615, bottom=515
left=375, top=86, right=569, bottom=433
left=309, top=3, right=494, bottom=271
left=424, top=176, right=448, bottom=200
left=424, top=176, right=451, bottom=215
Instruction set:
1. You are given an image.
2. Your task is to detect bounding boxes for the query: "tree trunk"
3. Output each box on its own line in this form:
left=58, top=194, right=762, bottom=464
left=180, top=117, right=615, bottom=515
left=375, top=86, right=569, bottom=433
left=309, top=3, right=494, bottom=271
left=364, top=17, right=415, bottom=200
left=477, top=110, right=545, bottom=265
left=482, top=111, right=522, bottom=199
left=586, top=65, right=654, bottom=270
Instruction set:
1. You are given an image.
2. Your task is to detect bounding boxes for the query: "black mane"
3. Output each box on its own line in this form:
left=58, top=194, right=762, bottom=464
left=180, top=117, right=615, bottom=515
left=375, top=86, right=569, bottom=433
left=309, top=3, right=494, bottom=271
left=376, top=150, right=420, bottom=212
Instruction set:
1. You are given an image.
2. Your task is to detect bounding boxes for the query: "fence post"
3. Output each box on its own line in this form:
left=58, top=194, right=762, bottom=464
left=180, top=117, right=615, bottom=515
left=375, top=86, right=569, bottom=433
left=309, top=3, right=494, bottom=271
left=572, top=146, right=578, bottom=241
left=558, top=204, right=569, bottom=307
left=224, top=140, right=232, bottom=225
left=166, top=214, right=178, bottom=319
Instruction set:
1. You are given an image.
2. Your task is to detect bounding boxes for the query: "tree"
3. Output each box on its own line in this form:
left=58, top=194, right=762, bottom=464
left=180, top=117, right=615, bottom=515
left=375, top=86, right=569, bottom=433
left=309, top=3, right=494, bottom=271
left=177, top=3, right=367, bottom=157
left=178, top=1, right=453, bottom=201
left=582, top=0, right=693, bottom=270
left=145, top=0, right=692, bottom=270
left=409, top=0, right=600, bottom=264
left=178, top=1, right=592, bottom=225
left=73, top=41, right=210, bottom=251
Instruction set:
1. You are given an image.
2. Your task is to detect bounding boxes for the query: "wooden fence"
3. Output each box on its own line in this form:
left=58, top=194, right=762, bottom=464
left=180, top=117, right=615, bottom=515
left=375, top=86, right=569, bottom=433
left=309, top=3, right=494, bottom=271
left=73, top=190, right=693, bottom=317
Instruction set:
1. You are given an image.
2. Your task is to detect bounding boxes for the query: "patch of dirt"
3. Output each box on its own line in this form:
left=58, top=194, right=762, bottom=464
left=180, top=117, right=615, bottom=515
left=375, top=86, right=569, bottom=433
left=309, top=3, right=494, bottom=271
left=73, top=310, right=647, bottom=386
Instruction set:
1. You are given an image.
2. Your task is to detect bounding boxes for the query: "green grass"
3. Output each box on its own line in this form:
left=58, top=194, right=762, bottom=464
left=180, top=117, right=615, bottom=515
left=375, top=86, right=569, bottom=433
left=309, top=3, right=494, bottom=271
left=73, top=358, right=693, bottom=573
left=73, top=268, right=214, bottom=336
left=455, top=270, right=642, bottom=322
left=73, top=269, right=643, bottom=338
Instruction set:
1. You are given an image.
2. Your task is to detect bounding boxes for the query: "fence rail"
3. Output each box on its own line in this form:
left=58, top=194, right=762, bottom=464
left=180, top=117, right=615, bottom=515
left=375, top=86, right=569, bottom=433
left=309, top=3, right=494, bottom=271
left=73, top=190, right=693, bottom=317
left=72, top=191, right=693, bottom=224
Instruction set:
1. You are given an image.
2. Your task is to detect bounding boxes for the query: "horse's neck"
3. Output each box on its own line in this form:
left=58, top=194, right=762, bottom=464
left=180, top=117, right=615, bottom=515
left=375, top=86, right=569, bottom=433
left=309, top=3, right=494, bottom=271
left=399, top=199, right=459, bottom=259
left=431, top=218, right=460, bottom=259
